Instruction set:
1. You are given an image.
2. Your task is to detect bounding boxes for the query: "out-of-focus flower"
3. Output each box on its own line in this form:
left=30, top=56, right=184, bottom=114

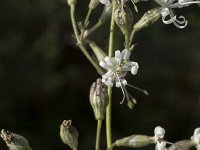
left=191, top=127, right=200, bottom=150
left=154, top=0, right=200, bottom=28
left=154, top=126, right=167, bottom=150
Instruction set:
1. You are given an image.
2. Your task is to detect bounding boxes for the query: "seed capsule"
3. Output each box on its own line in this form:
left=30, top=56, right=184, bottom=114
left=114, top=5, right=133, bottom=37
left=134, top=7, right=161, bottom=31
left=60, top=120, right=79, bottom=149
left=1, top=129, right=32, bottom=150
left=90, top=78, right=108, bottom=120
left=168, top=140, right=195, bottom=150
left=114, top=135, right=154, bottom=148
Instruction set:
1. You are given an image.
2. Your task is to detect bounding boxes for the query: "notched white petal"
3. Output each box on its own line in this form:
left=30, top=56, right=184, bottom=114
left=121, top=49, right=131, bottom=60
left=115, top=50, right=122, bottom=63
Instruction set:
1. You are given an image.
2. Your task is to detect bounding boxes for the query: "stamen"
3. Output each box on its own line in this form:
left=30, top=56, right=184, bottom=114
left=180, top=1, right=200, bottom=5
left=116, top=75, right=126, bottom=104
left=127, top=83, right=149, bottom=95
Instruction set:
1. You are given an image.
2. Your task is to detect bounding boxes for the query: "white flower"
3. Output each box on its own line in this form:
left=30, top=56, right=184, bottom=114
left=100, top=49, right=139, bottom=87
left=191, top=127, right=200, bottom=150
left=154, top=126, right=167, bottom=150
left=154, top=0, right=200, bottom=28
left=99, top=49, right=141, bottom=108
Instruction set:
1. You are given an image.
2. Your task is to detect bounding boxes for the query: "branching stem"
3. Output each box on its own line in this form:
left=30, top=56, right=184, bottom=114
left=69, top=4, right=104, bottom=75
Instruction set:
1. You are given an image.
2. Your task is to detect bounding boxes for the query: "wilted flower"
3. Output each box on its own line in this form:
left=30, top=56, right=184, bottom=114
left=191, top=127, right=200, bottom=150
left=154, top=0, right=200, bottom=28
left=154, top=126, right=167, bottom=150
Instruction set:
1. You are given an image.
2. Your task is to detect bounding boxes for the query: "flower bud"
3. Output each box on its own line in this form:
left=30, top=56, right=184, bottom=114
left=1, top=129, right=32, bottom=150
left=114, top=135, right=154, bottom=148
left=114, top=5, right=133, bottom=37
left=89, top=78, right=108, bottom=120
left=168, top=140, right=195, bottom=150
left=60, top=120, right=79, bottom=149
left=89, top=0, right=100, bottom=9
left=89, top=42, right=106, bottom=62
left=134, top=7, right=161, bottom=31
left=67, top=0, right=76, bottom=6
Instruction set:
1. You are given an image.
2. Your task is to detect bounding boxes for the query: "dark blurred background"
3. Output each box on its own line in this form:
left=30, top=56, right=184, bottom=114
left=0, top=0, right=200, bottom=149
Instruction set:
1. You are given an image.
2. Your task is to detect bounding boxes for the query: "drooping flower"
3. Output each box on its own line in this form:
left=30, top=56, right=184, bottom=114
left=99, top=49, right=147, bottom=109
left=154, top=0, right=200, bottom=28
left=154, top=126, right=167, bottom=150
left=191, top=127, right=200, bottom=150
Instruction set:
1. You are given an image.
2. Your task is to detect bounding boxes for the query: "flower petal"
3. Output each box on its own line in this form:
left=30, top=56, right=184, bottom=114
left=115, top=50, right=122, bottom=63
left=99, top=61, right=108, bottom=69
left=121, top=49, right=131, bottom=61
left=131, top=63, right=139, bottom=75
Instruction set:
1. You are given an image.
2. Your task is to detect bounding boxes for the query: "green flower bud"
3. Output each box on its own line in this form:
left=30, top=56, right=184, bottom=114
left=168, top=140, right=196, bottom=150
left=1, top=129, right=32, bottom=150
left=114, top=135, right=154, bottom=148
left=89, top=0, right=100, bottom=9
left=89, top=42, right=106, bottom=62
left=134, top=7, right=161, bottom=31
left=90, top=78, right=108, bottom=120
left=67, top=0, right=76, bottom=6
left=114, top=5, right=133, bottom=37
left=60, top=120, right=79, bottom=149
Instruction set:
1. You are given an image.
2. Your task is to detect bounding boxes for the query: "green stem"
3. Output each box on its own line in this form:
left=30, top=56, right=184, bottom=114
left=106, top=87, right=113, bottom=148
left=106, top=3, right=116, bottom=148
left=84, top=8, right=93, bottom=27
left=95, top=120, right=103, bottom=150
left=108, top=4, right=115, bottom=57
left=70, top=4, right=104, bottom=75
left=83, top=21, right=102, bottom=38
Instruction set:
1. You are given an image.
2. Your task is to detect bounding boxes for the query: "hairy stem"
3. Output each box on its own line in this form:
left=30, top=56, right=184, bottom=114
left=106, top=3, right=116, bottom=149
left=69, top=4, right=104, bottom=75
left=95, top=120, right=103, bottom=150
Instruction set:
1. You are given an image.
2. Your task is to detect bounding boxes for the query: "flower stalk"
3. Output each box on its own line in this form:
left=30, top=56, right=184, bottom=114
left=69, top=2, right=104, bottom=75
left=106, top=1, right=116, bottom=149
left=96, top=120, right=103, bottom=150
